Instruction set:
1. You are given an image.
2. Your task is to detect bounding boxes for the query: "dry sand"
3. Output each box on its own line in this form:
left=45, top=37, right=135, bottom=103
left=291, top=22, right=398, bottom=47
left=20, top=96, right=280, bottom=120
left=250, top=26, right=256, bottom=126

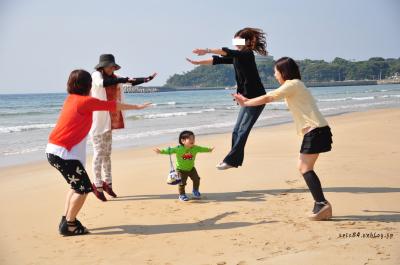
left=0, top=108, right=399, bottom=265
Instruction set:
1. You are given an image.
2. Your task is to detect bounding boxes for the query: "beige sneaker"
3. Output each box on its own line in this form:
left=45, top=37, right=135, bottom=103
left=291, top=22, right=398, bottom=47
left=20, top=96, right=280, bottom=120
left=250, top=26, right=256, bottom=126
left=308, top=201, right=332, bottom=221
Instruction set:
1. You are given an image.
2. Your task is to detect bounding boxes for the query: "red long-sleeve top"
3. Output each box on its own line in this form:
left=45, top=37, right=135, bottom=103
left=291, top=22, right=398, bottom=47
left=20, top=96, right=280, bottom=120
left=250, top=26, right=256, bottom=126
left=49, top=94, right=116, bottom=151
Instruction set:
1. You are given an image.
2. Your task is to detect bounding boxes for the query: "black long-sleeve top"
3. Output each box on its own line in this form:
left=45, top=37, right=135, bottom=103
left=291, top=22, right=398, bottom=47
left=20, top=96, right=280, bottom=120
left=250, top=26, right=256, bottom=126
left=212, top=47, right=266, bottom=99
left=103, top=76, right=150, bottom=87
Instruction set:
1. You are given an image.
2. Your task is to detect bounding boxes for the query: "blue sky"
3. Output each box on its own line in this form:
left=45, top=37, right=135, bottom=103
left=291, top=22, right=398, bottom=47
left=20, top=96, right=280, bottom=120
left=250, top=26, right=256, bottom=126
left=0, top=0, right=399, bottom=94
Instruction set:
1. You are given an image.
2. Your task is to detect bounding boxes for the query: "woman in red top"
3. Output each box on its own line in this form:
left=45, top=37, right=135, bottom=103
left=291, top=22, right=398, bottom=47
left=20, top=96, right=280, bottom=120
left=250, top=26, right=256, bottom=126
left=46, top=69, right=151, bottom=236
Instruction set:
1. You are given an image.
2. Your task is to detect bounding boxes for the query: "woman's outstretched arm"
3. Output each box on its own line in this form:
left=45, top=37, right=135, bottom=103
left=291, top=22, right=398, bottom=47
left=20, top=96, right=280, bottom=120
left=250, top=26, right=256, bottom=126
left=185, top=48, right=229, bottom=65
left=129, top=72, right=158, bottom=86
left=116, top=102, right=152, bottom=111
left=186, top=58, right=213, bottom=65
left=192, top=48, right=228, bottom=56
left=233, top=94, right=273, bottom=107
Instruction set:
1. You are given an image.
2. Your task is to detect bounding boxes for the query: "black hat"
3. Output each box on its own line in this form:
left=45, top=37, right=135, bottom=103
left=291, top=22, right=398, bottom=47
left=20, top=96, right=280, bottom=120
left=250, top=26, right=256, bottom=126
left=94, top=54, right=121, bottom=70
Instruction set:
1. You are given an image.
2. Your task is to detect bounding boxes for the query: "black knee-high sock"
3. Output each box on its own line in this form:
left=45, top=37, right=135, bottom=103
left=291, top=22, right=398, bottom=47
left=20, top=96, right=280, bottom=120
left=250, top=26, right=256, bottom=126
left=302, top=170, right=326, bottom=202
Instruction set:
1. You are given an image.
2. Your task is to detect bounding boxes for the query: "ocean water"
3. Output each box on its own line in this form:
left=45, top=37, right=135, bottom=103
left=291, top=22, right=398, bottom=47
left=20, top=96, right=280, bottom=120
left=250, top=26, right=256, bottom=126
left=1, top=84, right=400, bottom=167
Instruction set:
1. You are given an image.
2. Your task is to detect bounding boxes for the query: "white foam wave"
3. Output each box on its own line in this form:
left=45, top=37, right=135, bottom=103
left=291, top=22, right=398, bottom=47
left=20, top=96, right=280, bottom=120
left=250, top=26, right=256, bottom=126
left=127, top=108, right=216, bottom=120
left=2, top=146, right=45, bottom=156
left=381, top=94, right=400, bottom=98
left=152, top=101, right=177, bottom=106
left=0, top=123, right=55, bottom=133
left=318, top=96, right=376, bottom=102
left=320, top=101, right=395, bottom=112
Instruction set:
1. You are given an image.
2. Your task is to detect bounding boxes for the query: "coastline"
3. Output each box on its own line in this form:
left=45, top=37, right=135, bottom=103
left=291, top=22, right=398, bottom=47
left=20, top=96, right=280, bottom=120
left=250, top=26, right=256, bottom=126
left=131, top=79, right=400, bottom=93
left=0, top=106, right=395, bottom=169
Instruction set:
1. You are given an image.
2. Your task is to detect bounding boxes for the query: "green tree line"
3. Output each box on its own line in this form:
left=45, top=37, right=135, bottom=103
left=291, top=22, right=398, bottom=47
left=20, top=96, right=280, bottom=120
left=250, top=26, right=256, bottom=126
left=165, top=57, right=400, bottom=87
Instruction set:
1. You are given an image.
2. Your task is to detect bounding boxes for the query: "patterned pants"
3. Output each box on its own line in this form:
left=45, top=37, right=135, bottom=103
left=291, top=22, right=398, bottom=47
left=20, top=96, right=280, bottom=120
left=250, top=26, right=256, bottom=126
left=91, top=130, right=112, bottom=187
left=47, top=153, right=92, bottom=194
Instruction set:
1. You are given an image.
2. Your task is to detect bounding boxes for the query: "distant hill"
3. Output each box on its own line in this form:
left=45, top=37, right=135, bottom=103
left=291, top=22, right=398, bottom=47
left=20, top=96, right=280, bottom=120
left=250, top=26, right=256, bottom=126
left=165, top=56, right=400, bottom=88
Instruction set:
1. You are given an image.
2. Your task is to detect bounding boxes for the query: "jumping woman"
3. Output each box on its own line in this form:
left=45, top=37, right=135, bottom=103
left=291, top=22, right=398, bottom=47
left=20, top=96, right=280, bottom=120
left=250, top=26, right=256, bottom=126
left=186, top=27, right=267, bottom=170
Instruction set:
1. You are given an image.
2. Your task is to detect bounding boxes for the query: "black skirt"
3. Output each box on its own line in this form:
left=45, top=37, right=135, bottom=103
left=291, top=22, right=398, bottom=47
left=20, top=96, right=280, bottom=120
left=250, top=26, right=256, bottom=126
left=300, top=126, right=333, bottom=154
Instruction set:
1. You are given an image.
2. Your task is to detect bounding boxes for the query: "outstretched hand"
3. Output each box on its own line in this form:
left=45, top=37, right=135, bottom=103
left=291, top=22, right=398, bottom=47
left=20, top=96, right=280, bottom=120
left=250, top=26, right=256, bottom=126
left=232, top=93, right=248, bottom=106
left=154, top=148, right=161, bottom=154
left=137, top=102, right=153, bottom=110
left=146, top=72, right=157, bottom=82
left=186, top=58, right=201, bottom=65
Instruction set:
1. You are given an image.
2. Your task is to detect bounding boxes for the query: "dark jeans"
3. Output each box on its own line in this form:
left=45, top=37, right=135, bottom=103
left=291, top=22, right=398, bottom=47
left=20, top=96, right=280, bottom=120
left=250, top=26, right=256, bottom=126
left=223, top=105, right=265, bottom=167
left=177, top=168, right=200, bottom=195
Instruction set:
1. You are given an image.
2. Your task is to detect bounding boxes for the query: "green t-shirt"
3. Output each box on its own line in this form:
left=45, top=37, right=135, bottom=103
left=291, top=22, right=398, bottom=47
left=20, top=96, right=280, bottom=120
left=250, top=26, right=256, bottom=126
left=160, top=145, right=212, bottom=171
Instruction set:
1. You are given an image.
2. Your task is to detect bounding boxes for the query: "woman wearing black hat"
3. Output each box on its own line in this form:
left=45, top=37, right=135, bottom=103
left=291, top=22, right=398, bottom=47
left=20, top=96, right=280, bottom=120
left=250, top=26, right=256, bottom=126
left=90, top=54, right=157, bottom=201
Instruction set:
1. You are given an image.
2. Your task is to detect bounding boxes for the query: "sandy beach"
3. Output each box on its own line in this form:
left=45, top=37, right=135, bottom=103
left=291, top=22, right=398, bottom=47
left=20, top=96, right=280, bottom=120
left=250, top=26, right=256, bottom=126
left=0, top=108, right=399, bottom=265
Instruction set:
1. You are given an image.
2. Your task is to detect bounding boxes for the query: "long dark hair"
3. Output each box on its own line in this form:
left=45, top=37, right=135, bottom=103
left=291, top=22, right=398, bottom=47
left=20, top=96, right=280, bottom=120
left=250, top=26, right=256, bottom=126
left=275, top=57, right=302, bottom=81
left=97, top=67, right=115, bottom=78
left=234, top=27, right=267, bottom=56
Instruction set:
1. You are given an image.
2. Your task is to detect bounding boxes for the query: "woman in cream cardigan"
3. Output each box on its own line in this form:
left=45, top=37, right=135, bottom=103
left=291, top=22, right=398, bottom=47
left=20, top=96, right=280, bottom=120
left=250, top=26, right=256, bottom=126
left=234, top=57, right=333, bottom=221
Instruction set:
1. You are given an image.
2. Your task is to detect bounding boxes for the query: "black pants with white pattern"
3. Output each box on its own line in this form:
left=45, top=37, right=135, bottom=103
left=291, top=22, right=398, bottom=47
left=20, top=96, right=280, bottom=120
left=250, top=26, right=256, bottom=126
left=47, top=153, right=93, bottom=194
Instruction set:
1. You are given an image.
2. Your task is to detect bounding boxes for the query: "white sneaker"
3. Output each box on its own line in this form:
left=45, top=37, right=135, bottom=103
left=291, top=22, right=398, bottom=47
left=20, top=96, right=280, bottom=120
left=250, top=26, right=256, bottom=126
left=216, top=162, right=234, bottom=170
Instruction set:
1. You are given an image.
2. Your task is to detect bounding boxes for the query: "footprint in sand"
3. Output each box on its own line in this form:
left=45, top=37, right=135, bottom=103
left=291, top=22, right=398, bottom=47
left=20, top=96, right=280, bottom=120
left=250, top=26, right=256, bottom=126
left=293, top=194, right=304, bottom=201
left=285, top=179, right=299, bottom=186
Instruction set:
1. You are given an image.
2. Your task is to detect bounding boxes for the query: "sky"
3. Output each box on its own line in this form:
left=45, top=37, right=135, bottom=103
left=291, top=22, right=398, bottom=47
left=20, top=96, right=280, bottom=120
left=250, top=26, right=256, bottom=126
left=0, top=0, right=399, bottom=94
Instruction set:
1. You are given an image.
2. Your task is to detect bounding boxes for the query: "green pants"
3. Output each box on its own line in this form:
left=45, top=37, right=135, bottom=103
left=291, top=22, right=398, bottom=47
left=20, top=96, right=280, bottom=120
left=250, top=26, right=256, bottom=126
left=177, top=167, right=200, bottom=195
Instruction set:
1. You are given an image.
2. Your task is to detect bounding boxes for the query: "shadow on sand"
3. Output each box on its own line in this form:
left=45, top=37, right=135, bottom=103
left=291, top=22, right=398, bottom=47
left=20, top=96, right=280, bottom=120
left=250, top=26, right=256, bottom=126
left=90, top=212, right=277, bottom=235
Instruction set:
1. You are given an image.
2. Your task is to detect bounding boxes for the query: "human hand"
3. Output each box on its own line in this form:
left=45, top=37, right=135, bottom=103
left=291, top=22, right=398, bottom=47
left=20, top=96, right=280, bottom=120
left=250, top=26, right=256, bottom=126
left=146, top=72, right=157, bottom=82
left=154, top=148, right=161, bottom=154
left=186, top=58, right=201, bottom=65
left=137, top=102, right=153, bottom=109
left=232, top=94, right=248, bottom=106
left=192, top=48, right=208, bottom=56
